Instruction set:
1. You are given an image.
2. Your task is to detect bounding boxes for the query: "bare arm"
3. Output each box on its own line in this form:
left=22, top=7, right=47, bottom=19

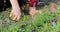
left=10, top=0, right=20, bottom=9
left=9, top=0, right=21, bottom=21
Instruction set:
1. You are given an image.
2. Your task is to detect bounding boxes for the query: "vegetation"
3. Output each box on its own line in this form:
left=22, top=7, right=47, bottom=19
left=0, top=6, right=60, bottom=32
left=0, top=0, right=60, bottom=32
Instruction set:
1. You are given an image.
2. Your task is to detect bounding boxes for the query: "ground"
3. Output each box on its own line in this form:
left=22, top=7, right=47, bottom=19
left=0, top=2, right=60, bottom=32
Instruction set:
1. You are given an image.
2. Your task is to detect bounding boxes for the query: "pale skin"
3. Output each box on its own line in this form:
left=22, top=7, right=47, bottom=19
left=10, top=0, right=36, bottom=21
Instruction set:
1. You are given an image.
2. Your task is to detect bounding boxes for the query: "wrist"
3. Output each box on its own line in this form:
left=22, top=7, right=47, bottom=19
left=12, top=6, right=20, bottom=10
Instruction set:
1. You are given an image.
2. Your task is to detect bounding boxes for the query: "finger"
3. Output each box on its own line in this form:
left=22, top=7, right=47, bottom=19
left=9, top=12, right=13, bottom=17
left=29, top=12, right=33, bottom=16
left=16, top=16, right=20, bottom=21
left=13, top=15, right=17, bottom=20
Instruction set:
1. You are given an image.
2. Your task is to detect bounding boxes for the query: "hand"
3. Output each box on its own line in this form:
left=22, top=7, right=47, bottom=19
left=10, top=8, right=21, bottom=21
left=29, top=7, right=36, bottom=16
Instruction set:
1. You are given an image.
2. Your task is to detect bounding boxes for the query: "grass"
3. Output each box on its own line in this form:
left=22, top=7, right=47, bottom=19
left=0, top=6, right=60, bottom=32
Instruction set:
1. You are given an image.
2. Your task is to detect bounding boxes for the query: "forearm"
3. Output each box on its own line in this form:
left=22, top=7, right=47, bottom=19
left=10, top=0, right=20, bottom=9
